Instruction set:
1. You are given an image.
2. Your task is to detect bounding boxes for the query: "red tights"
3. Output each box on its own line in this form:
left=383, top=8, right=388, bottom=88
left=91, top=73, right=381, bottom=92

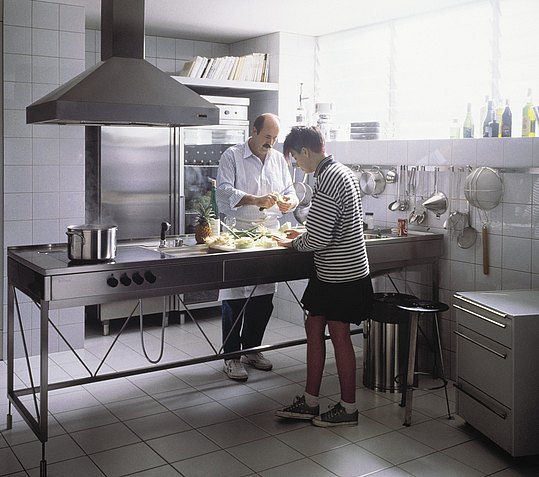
left=304, top=313, right=356, bottom=403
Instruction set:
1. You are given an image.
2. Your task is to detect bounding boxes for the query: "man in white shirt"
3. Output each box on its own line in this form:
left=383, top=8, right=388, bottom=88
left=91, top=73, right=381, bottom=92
left=216, top=113, right=298, bottom=380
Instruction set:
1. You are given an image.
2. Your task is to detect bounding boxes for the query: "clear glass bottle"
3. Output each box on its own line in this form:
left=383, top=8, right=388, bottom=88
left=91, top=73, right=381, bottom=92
left=209, top=178, right=220, bottom=236
left=483, top=100, right=494, bottom=137
left=501, top=99, right=512, bottom=137
left=479, top=95, right=489, bottom=131
left=522, top=88, right=536, bottom=137
left=450, top=118, right=460, bottom=139
left=463, top=103, right=474, bottom=138
left=495, top=98, right=504, bottom=137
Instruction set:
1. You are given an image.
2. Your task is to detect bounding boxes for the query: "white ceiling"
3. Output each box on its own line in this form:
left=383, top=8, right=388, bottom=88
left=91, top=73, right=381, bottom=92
left=59, top=0, right=473, bottom=43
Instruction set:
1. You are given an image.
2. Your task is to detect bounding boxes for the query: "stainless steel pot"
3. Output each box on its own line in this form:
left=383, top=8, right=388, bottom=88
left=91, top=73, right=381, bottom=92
left=66, top=224, right=117, bottom=261
left=359, top=166, right=386, bottom=197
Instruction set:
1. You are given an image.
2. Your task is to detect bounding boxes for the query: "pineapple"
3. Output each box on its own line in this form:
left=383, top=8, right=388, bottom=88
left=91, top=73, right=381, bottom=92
left=194, top=202, right=214, bottom=244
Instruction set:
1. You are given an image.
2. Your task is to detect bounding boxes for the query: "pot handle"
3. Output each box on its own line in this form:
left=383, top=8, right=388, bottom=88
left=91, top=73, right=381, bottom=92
left=66, top=229, right=86, bottom=245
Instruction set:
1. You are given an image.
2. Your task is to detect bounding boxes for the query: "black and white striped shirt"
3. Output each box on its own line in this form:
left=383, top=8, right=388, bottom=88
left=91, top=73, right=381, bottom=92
left=293, top=156, right=370, bottom=282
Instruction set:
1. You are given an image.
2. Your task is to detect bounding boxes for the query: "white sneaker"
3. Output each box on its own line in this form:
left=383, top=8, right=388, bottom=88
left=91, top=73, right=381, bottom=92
left=224, top=359, right=248, bottom=381
left=241, top=352, right=273, bottom=371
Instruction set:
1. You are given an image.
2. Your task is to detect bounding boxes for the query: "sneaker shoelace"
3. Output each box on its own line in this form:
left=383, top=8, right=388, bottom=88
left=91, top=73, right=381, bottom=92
left=288, top=395, right=305, bottom=411
left=324, top=403, right=344, bottom=419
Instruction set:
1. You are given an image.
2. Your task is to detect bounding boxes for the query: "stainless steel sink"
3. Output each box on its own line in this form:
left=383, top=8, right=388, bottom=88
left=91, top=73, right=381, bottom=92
left=139, top=244, right=209, bottom=258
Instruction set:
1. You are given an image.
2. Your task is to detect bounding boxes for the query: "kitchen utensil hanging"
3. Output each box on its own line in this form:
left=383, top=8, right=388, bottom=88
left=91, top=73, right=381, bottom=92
left=359, top=166, right=386, bottom=197
left=422, top=167, right=448, bottom=218
left=444, top=167, right=466, bottom=238
left=464, top=167, right=503, bottom=273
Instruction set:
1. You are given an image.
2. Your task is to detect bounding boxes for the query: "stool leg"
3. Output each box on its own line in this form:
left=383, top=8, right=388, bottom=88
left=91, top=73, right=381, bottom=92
left=403, top=312, right=419, bottom=426
left=433, top=313, right=452, bottom=420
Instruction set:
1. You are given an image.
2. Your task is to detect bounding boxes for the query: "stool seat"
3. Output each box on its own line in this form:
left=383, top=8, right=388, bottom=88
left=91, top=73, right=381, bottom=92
left=372, top=293, right=417, bottom=324
left=396, top=300, right=449, bottom=314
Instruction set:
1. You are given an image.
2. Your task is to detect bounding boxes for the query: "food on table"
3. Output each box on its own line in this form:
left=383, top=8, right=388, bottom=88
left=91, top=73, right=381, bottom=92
left=194, top=202, right=214, bottom=244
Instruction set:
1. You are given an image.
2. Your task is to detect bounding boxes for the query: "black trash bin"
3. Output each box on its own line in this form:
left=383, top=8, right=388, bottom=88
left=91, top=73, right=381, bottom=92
left=363, top=293, right=416, bottom=393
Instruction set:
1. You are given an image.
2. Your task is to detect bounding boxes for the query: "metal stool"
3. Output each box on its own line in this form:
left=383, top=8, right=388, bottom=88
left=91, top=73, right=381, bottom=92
left=395, top=299, right=452, bottom=426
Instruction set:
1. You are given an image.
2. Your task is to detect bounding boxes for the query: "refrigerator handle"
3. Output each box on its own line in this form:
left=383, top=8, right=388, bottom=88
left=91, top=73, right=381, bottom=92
left=178, top=195, right=186, bottom=234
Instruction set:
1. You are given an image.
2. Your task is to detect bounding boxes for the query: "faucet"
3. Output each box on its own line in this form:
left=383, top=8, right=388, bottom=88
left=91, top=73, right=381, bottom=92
left=159, top=221, right=171, bottom=248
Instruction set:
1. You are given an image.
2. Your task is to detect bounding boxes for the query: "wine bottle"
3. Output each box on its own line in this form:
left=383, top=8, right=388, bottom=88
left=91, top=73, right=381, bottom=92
left=449, top=119, right=460, bottom=139
left=483, top=100, right=494, bottom=137
left=522, top=88, right=536, bottom=137
left=463, top=103, right=474, bottom=138
left=479, top=95, right=489, bottom=131
left=495, top=99, right=504, bottom=137
left=501, top=99, right=512, bottom=137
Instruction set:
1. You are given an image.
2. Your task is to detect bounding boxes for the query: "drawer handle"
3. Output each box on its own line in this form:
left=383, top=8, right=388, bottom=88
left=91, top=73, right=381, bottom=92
left=454, top=383, right=508, bottom=420
left=453, top=304, right=507, bottom=328
left=453, top=295, right=507, bottom=319
left=454, top=330, right=508, bottom=359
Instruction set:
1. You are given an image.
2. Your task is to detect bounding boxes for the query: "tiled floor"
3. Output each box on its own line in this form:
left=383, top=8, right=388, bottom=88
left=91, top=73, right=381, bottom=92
left=1, top=309, right=539, bottom=476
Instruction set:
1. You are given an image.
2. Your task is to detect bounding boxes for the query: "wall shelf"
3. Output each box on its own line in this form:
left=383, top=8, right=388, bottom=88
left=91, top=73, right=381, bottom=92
left=172, top=76, right=279, bottom=95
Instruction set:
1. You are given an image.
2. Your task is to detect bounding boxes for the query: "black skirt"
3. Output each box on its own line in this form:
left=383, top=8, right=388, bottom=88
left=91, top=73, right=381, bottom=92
left=301, top=274, right=373, bottom=324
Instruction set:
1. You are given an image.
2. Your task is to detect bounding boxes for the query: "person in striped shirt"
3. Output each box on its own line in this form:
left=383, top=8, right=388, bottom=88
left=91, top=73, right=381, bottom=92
left=275, top=126, right=373, bottom=427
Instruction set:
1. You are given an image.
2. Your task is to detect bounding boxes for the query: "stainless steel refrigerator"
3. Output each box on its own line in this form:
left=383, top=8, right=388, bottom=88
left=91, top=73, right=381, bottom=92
left=86, top=97, right=249, bottom=333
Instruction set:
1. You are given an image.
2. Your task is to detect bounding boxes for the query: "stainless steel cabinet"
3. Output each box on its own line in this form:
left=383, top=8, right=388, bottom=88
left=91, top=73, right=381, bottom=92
left=454, top=290, right=539, bottom=456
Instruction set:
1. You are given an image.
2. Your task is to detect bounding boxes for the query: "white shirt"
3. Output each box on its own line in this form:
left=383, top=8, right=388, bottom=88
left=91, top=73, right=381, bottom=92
left=216, top=140, right=297, bottom=299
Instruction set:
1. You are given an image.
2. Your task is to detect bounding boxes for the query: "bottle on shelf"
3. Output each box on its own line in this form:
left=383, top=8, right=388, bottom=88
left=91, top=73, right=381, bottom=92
left=483, top=100, right=495, bottom=137
left=295, top=82, right=307, bottom=126
left=501, top=99, right=512, bottom=137
left=449, top=118, right=460, bottom=139
left=479, top=95, right=490, bottom=131
left=208, top=178, right=220, bottom=236
left=522, top=88, right=536, bottom=137
left=495, top=98, right=504, bottom=137
left=463, top=103, right=474, bottom=138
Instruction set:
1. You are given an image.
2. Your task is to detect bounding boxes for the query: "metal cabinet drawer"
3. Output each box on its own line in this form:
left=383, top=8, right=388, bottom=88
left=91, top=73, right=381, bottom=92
left=456, top=380, right=513, bottom=455
left=454, top=296, right=512, bottom=348
left=456, top=325, right=512, bottom=408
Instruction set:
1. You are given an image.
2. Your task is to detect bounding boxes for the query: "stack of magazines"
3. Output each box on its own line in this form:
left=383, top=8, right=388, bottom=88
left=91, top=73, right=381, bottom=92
left=178, top=53, right=269, bottom=82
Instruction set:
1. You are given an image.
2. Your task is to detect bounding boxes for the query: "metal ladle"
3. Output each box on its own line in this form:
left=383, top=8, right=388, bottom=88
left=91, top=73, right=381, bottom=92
left=389, top=165, right=405, bottom=211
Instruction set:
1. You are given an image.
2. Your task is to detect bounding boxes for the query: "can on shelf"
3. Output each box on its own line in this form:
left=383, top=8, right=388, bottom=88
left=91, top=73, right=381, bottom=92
left=397, top=218, right=407, bottom=237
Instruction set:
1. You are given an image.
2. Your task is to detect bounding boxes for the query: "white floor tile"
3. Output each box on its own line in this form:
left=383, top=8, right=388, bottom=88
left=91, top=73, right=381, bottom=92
left=172, top=449, right=253, bottom=477
left=277, top=425, right=352, bottom=456
left=399, top=451, right=485, bottom=477
left=442, top=439, right=515, bottom=474
left=399, top=418, right=473, bottom=451
left=258, top=457, right=338, bottom=477
left=227, top=436, right=304, bottom=473
left=71, top=421, right=140, bottom=454
left=198, top=416, right=269, bottom=448
left=310, top=443, right=392, bottom=477
left=146, top=429, right=219, bottom=462
left=173, top=401, right=239, bottom=428
left=124, top=411, right=192, bottom=440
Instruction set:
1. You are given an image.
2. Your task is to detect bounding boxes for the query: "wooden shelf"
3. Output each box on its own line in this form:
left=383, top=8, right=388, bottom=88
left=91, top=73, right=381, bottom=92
left=172, top=76, right=279, bottom=95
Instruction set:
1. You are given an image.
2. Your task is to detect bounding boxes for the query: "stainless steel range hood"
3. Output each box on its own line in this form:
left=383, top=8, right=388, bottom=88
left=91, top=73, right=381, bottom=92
left=26, top=0, right=219, bottom=127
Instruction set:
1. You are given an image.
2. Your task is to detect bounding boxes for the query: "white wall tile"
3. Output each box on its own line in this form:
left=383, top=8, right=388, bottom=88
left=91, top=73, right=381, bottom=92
left=387, top=140, right=407, bottom=165
left=33, top=219, right=60, bottom=244
left=502, top=172, right=532, bottom=204
left=85, top=29, right=97, bottom=53
left=142, top=35, right=156, bottom=58
left=59, top=165, right=85, bottom=192
left=4, top=220, right=33, bottom=247
left=4, top=166, right=33, bottom=193
left=532, top=205, right=539, bottom=239
left=407, top=140, right=429, bottom=165
left=174, top=38, right=193, bottom=58
left=33, top=138, right=60, bottom=165
left=32, top=28, right=59, bottom=57
left=4, top=194, right=33, bottom=221
left=476, top=138, right=503, bottom=167
left=474, top=264, right=502, bottom=291
left=60, top=126, right=84, bottom=140
left=156, top=58, right=175, bottom=75
left=502, top=203, right=532, bottom=238
left=32, top=55, right=60, bottom=84
left=502, top=236, right=531, bottom=272
left=157, top=37, right=176, bottom=59
left=60, top=4, right=84, bottom=33
left=85, top=51, right=97, bottom=68
left=367, top=141, right=389, bottom=165
left=32, top=1, right=58, bottom=30
left=33, top=165, right=60, bottom=192
left=4, top=25, right=32, bottom=54
left=501, top=269, right=531, bottom=289
left=59, top=31, right=85, bottom=59
left=533, top=138, right=539, bottom=167
left=4, top=109, right=32, bottom=138
left=4, top=0, right=32, bottom=26
left=3, top=81, right=32, bottom=109
left=59, top=58, right=85, bottom=83
left=532, top=239, right=539, bottom=274
left=452, top=139, right=477, bottom=167
left=193, top=41, right=213, bottom=57
left=3, top=54, right=32, bottom=82
left=211, top=43, right=229, bottom=58
left=59, top=192, right=85, bottom=219
left=4, top=138, right=32, bottom=165
left=59, top=138, right=85, bottom=165
left=503, top=137, right=533, bottom=167
left=429, top=140, right=452, bottom=166
left=33, top=192, right=60, bottom=219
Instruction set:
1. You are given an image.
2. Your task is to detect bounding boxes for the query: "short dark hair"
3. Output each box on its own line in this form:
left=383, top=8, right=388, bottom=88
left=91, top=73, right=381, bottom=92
left=283, top=126, right=325, bottom=156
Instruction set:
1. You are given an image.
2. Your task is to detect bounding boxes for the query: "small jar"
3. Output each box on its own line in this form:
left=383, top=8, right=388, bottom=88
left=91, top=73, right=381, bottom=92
left=397, top=218, right=407, bottom=236
left=364, top=212, right=374, bottom=230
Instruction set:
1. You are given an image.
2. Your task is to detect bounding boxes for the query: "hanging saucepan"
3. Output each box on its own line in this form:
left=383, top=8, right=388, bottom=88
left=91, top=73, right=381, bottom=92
left=359, top=166, right=386, bottom=197
left=66, top=224, right=117, bottom=262
left=464, top=167, right=503, bottom=274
